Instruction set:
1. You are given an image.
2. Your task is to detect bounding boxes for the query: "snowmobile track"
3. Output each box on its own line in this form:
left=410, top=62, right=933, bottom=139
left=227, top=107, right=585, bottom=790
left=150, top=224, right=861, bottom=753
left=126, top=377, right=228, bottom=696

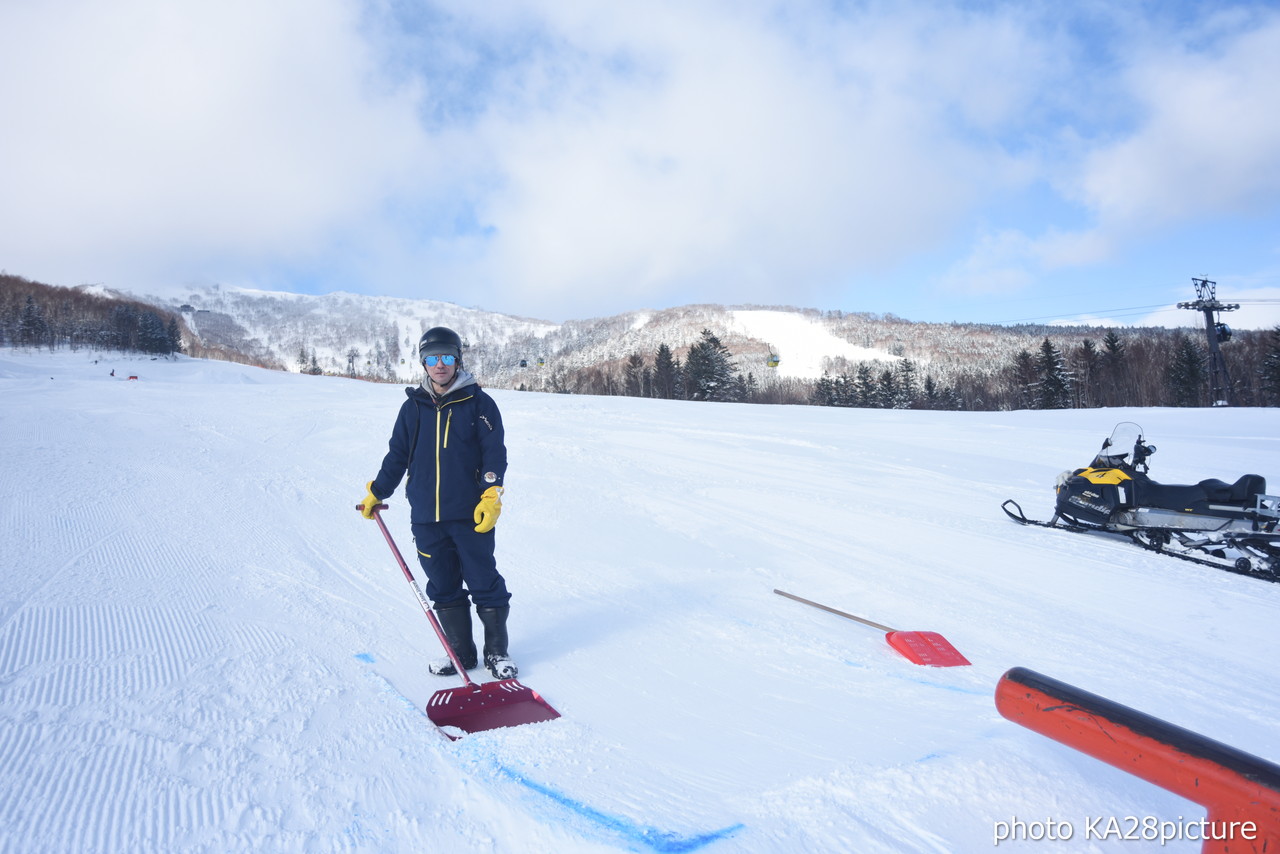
left=1001, top=500, right=1280, bottom=584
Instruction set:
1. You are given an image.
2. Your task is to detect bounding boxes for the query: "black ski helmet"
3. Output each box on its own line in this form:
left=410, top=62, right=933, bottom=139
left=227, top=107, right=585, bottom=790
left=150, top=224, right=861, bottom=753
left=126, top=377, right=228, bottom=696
left=418, top=326, right=463, bottom=366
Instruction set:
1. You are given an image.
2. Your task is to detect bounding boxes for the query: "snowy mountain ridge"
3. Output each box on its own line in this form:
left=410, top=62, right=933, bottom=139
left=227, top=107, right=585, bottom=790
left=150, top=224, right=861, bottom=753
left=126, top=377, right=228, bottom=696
left=79, top=280, right=1270, bottom=407
left=152, top=283, right=1011, bottom=388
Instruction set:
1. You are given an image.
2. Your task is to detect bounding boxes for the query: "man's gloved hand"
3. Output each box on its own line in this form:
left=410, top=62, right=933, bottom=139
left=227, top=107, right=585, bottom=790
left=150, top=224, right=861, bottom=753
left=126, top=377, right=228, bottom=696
left=473, top=486, right=504, bottom=533
left=359, top=481, right=381, bottom=519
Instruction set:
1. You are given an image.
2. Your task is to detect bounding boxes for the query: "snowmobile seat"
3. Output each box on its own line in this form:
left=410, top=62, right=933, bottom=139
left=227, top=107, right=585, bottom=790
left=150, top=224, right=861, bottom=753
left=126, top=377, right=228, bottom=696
left=1133, top=481, right=1209, bottom=510
left=1198, top=474, right=1266, bottom=504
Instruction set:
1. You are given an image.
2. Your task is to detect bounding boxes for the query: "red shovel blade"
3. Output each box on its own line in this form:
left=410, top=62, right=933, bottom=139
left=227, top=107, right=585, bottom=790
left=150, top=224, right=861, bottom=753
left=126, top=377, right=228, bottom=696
left=885, top=630, right=971, bottom=667
left=426, top=679, right=561, bottom=739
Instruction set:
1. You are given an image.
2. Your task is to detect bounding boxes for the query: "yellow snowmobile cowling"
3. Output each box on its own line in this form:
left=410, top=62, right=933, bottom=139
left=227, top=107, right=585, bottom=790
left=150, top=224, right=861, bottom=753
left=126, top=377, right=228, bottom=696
left=1075, top=467, right=1133, bottom=486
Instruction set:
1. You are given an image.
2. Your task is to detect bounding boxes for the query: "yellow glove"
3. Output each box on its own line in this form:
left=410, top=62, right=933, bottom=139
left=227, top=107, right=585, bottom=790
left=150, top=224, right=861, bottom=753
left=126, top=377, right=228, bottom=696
left=359, top=481, right=381, bottom=519
left=473, top=486, right=503, bottom=533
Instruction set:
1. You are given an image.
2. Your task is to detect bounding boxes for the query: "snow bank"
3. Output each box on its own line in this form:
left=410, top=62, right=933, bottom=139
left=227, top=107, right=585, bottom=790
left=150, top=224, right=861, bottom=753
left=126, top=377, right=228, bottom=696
left=2, top=350, right=1277, bottom=853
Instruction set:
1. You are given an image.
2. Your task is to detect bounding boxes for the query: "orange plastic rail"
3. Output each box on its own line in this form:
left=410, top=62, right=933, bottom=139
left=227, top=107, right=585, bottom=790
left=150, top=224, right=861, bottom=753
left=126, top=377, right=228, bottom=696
left=995, top=667, right=1280, bottom=854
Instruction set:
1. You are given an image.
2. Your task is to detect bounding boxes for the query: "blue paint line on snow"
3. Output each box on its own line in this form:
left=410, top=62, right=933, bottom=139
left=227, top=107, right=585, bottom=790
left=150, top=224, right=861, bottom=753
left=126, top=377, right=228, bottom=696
left=897, top=676, right=987, bottom=697
left=841, top=659, right=986, bottom=697
left=354, top=653, right=742, bottom=850
left=361, top=667, right=425, bottom=716
left=496, top=765, right=744, bottom=853
left=354, top=652, right=377, bottom=663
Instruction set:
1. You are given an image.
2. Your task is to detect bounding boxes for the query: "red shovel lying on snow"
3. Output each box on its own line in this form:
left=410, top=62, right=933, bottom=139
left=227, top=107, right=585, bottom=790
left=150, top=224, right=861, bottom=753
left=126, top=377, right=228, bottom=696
left=363, top=504, right=561, bottom=738
left=774, top=589, right=971, bottom=667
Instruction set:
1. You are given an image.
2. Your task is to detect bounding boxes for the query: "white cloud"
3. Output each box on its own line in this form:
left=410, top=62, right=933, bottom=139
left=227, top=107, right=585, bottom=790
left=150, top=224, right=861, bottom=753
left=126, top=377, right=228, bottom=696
left=394, top=2, right=1045, bottom=313
left=941, top=9, right=1280, bottom=303
left=3, top=1, right=1278, bottom=324
left=1078, top=16, right=1280, bottom=229
left=938, top=225, right=1117, bottom=297
left=0, top=0, right=428, bottom=287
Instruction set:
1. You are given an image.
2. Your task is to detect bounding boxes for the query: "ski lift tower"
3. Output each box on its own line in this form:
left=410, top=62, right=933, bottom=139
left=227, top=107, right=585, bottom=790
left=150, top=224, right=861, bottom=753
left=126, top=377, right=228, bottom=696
left=1177, top=277, right=1238, bottom=406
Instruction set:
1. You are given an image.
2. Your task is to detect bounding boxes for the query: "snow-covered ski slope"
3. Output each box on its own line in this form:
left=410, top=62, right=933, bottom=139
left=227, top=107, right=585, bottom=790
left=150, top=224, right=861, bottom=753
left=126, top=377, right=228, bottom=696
left=2, top=350, right=1277, bottom=854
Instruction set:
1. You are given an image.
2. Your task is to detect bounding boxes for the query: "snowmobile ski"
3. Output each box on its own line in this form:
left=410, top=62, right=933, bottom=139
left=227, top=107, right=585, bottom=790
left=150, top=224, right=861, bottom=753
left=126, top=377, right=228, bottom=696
left=1004, top=499, right=1278, bottom=582
left=1002, top=423, right=1280, bottom=583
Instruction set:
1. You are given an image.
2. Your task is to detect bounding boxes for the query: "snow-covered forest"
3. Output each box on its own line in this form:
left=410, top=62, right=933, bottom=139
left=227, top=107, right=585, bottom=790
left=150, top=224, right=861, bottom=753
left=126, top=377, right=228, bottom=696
left=4, top=274, right=1280, bottom=410
left=1, top=275, right=183, bottom=356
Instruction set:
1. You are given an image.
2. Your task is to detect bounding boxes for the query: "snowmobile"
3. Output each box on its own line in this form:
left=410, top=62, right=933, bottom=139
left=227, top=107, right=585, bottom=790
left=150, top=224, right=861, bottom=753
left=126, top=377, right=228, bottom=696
left=1002, top=422, right=1280, bottom=580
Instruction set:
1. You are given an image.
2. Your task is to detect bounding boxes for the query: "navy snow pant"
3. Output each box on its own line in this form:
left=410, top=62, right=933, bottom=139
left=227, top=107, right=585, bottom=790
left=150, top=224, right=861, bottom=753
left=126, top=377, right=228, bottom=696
left=411, top=520, right=511, bottom=609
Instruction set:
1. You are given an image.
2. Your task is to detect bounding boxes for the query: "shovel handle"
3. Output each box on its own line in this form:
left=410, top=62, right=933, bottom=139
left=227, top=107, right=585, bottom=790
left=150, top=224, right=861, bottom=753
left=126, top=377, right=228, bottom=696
left=773, top=589, right=897, bottom=633
left=361, top=504, right=477, bottom=690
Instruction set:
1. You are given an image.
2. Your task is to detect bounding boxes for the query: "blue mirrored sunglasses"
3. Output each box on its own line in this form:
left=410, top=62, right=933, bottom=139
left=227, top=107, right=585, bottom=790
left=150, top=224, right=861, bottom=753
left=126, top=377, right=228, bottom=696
left=422, top=354, right=457, bottom=367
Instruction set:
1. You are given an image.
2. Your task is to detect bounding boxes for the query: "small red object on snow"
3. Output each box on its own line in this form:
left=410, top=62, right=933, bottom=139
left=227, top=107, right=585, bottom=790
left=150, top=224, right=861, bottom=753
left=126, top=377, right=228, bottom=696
left=774, top=589, right=971, bottom=667
left=885, top=630, right=971, bottom=667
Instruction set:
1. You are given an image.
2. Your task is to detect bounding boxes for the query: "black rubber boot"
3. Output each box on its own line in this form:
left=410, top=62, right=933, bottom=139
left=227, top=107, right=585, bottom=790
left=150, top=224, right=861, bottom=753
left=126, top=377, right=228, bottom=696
left=476, top=606, right=518, bottom=678
left=428, top=603, right=478, bottom=676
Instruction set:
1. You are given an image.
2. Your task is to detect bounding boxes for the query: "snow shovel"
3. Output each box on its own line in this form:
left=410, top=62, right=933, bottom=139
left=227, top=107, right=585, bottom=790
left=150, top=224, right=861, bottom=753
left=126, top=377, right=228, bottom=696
left=773, top=589, right=971, bottom=667
left=362, top=504, right=561, bottom=738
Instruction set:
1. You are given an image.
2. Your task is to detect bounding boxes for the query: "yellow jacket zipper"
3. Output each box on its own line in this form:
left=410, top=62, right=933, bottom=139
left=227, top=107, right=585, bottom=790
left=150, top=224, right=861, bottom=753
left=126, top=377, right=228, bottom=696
left=429, top=396, right=470, bottom=522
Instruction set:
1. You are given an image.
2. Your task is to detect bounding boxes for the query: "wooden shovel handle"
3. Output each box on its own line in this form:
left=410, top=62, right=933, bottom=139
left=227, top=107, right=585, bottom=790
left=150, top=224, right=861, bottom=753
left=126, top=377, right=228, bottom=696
left=773, top=589, right=897, bottom=633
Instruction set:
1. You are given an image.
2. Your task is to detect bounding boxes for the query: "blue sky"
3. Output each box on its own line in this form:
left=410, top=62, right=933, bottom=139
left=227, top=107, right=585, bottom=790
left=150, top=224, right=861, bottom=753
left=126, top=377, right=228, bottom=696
left=3, top=0, right=1279, bottom=328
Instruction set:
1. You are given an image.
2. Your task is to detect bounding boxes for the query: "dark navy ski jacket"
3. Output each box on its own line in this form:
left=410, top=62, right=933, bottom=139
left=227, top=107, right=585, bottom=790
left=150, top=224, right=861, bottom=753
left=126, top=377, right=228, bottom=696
left=371, top=371, right=507, bottom=525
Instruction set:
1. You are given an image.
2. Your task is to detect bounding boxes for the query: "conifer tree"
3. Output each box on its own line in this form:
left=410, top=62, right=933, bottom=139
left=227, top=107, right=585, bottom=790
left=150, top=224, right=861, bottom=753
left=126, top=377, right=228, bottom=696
left=653, top=343, right=676, bottom=399
left=855, top=363, right=876, bottom=405
left=835, top=372, right=857, bottom=407
left=18, top=296, right=48, bottom=347
left=1011, top=349, right=1037, bottom=409
left=1261, top=325, right=1280, bottom=406
left=623, top=353, right=645, bottom=397
left=166, top=317, right=182, bottom=355
left=875, top=368, right=897, bottom=409
left=811, top=373, right=837, bottom=406
left=1167, top=334, right=1206, bottom=407
left=1034, top=338, right=1072, bottom=409
left=1100, top=330, right=1128, bottom=406
left=685, top=329, right=738, bottom=402
left=137, top=311, right=169, bottom=354
left=1073, top=339, right=1100, bottom=408
left=894, top=358, right=919, bottom=409
left=922, top=375, right=939, bottom=410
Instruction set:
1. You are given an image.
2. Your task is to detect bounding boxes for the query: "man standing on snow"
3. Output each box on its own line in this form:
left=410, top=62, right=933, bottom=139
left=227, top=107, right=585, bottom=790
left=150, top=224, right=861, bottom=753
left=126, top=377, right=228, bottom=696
left=359, top=326, right=517, bottom=679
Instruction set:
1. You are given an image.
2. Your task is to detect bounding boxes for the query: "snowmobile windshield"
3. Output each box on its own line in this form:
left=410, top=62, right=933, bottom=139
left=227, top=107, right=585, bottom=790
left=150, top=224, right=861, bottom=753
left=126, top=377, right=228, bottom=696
left=1092, top=422, right=1145, bottom=470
